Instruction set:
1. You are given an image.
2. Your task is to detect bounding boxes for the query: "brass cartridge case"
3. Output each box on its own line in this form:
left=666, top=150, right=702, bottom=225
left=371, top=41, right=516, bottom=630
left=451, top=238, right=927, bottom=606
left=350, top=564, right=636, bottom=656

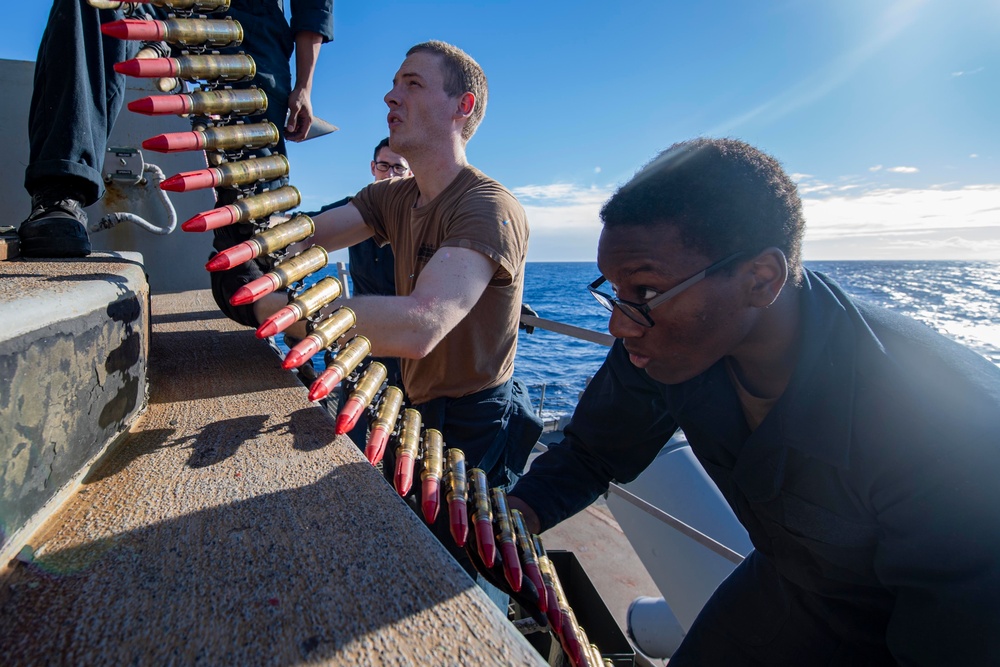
left=186, top=89, right=268, bottom=118
left=445, top=448, right=468, bottom=502
left=329, top=336, right=371, bottom=379
left=421, top=429, right=444, bottom=482
left=308, top=307, right=356, bottom=350
left=147, top=0, right=231, bottom=11
left=270, top=244, right=328, bottom=289
left=469, top=468, right=492, bottom=524
left=215, top=153, right=287, bottom=186
left=372, top=386, right=404, bottom=433
left=159, top=18, right=243, bottom=48
left=396, top=409, right=422, bottom=459
left=250, top=214, right=314, bottom=256
left=350, top=362, right=388, bottom=410
left=201, top=122, right=279, bottom=151
left=173, top=54, right=255, bottom=82
left=287, top=276, right=342, bottom=320
left=511, top=510, right=539, bottom=566
left=230, top=185, right=300, bottom=225
left=490, top=488, right=515, bottom=545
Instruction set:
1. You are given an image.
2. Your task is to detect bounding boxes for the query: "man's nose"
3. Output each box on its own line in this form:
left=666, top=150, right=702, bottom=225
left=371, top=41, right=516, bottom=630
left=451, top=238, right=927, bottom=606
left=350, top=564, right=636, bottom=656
left=384, top=87, right=399, bottom=106
left=608, top=306, right=643, bottom=339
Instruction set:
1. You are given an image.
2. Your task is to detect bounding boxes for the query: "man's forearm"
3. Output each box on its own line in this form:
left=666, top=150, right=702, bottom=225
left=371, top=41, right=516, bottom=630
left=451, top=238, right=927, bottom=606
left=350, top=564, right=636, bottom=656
left=292, top=30, right=323, bottom=92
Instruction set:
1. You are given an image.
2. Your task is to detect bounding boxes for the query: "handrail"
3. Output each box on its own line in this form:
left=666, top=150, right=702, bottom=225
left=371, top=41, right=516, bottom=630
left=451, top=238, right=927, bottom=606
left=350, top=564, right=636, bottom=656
left=519, top=313, right=614, bottom=347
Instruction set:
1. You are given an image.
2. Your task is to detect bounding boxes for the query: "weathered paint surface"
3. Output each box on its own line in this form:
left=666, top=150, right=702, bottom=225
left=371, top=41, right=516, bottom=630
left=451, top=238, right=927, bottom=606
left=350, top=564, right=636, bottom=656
left=0, top=254, right=149, bottom=554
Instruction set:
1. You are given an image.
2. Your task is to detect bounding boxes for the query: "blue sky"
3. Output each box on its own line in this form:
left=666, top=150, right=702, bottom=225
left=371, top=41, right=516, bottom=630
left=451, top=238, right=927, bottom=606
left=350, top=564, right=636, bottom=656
left=2, top=1, right=998, bottom=261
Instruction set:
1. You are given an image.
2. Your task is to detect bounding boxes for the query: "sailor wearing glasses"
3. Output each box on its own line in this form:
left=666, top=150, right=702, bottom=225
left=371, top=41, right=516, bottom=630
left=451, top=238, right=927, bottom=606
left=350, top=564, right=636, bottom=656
left=509, top=138, right=1000, bottom=666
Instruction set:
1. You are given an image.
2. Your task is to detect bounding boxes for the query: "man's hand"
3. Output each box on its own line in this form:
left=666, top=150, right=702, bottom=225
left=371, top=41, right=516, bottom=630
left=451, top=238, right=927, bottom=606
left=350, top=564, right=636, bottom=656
left=285, top=86, right=313, bottom=142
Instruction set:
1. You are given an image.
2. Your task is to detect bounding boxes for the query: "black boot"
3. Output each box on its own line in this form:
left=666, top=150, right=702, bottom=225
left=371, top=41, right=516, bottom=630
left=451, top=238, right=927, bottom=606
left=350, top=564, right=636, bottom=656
left=18, top=183, right=91, bottom=258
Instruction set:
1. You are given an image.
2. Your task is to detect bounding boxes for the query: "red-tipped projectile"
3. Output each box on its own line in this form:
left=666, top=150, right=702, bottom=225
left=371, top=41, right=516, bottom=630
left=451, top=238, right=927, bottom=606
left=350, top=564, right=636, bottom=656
left=143, top=131, right=205, bottom=154
left=499, top=541, right=523, bottom=593
left=395, top=453, right=415, bottom=497
left=182, top=206, right=239, bottom=232
left=475, top=519, right=496, bottom=569
left=160, top=168, right=217, bottom=192
left=448, top=499, right=468, bottom=547
left=128, top=95, right=191, bottom=117
left=114, top=57, right=177, bottom=78
left=256, top=306, right=298, bottom=339
left=559, top=617, right=585, bottom=667
left=308, top=366, right=344, bottom=402
left=205, top=242, right=254, bottom=272
left=546, top=586, right=561, bottom=630
left=229, top=273, right=279, bottom=307
left=365, top=429, right=390, bottom=465
left=282, top=337, right=321, bottom=370
left=101, top=19, right=165, bottom=42
left=422, top=477, right=440, bottom=524
left=335, top=398, right=365, bottom=435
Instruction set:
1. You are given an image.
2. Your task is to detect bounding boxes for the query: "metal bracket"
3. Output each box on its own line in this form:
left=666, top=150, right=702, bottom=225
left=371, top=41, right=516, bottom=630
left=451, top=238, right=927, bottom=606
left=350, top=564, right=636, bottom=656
left=103, top=146, right=145, bottom=185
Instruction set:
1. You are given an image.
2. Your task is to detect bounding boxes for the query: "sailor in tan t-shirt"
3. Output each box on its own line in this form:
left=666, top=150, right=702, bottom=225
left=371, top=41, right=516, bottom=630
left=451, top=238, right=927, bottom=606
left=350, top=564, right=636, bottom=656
left=255, top=41, right=541, bottom=553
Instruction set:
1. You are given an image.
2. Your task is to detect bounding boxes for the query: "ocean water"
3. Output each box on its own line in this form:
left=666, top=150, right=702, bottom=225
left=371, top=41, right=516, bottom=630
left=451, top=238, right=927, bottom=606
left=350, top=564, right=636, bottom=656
left=297, top=261, right=1000, bottom=421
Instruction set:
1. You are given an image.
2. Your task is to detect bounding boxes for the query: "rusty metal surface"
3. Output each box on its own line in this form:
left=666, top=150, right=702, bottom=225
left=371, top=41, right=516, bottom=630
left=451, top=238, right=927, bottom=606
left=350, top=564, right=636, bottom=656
left=0, top=286, right=542, bottom=666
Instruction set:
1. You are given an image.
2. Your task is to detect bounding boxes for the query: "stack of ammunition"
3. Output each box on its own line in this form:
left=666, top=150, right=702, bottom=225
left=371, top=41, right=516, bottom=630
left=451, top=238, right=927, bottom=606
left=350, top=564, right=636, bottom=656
left=105, top=0, right=389, bottom=404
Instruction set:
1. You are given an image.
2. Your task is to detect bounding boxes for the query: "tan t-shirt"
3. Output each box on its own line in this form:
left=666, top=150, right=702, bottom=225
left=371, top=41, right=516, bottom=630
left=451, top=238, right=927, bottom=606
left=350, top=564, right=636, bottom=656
left=351, top=166, right=529, bottom=405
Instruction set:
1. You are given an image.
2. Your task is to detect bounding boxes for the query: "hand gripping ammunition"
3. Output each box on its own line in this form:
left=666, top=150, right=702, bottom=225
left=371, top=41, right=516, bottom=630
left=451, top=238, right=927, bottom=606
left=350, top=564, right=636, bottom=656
left=420, top=429, right=444, bottom=523
left=365, top=386, right=403, bottom=465
left=134, top=89, right=269, bottom=121
left=207, top=214, right=314, bottom=271
left=469, top=468, right=496, bottom=568
left=533, top=535, right=562, bottom=629
left=444, top=449, right=469, bottom=546
left=282, top=307, right=356, bottom=370
left=256, top=276, right=342, bottom=339
left=229, top=244, right=328, bottom=306
left=307, top=336, right=371, bottom=402
left=393, top=409, right=422, bottom=497
left=102, top=18, right=243, bottom=49
left=335, top=362, right=387, bottom=435
left=162, top=153, right=286, bottom=192
left=116, top=54, right=255, bottom=82
left=183, top=184, right=300, bottom=232
left=511, top=509, right=547, bottom=614
left=490, top=488, right=523, bottom=592
left=145, top=121, right=279, bottom=155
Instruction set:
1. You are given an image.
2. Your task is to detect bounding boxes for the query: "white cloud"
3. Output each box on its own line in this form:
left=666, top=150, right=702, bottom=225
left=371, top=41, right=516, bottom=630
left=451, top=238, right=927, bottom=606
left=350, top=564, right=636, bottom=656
left=970, top=154, right=979, bottom=159
left=887, top=166, right=919, bottom=173
left=869, top=165, right=883, bottom=172
left=802, top=183, right=1000, bottom=260
left=594, top=166, right=602, bottom=174
left=952, top=67, right=985, bottom=77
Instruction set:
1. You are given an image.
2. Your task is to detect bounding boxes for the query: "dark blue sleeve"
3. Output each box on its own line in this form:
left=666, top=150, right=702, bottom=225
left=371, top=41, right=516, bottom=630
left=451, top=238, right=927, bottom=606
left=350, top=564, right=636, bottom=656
left=510, top=339, right=678, bottom=531
left=289, top=0, right=334, bottom=42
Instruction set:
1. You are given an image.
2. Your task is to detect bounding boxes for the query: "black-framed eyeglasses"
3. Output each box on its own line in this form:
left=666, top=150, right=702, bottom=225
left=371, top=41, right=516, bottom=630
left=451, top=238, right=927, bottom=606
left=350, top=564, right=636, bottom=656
left=588, top=251, right=746, bottom=327
left=374, top=161, right=410, bottom=176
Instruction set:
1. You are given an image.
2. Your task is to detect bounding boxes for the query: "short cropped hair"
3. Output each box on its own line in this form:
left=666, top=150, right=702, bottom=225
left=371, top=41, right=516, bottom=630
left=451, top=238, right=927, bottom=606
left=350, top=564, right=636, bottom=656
left=407, top=40, right=488, bottom=142
left=373, top=137, right=390, bottom=161
left=600, top=138, right=805, bottom=284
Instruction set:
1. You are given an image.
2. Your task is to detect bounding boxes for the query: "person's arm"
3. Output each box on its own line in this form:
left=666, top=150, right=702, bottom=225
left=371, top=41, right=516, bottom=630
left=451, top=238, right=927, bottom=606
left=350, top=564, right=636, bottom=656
left=509, top=340, right=679, bottom=534
left=284, top=29, right=323, bottom=142
left=344, top=245, right=497, bottom=358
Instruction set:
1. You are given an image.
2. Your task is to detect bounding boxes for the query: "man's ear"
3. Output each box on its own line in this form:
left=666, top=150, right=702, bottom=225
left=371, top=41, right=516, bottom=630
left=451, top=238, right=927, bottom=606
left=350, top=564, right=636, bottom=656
left=456, top=92, right=475, bottom=118
left=747, top=248, right=788, bottom=308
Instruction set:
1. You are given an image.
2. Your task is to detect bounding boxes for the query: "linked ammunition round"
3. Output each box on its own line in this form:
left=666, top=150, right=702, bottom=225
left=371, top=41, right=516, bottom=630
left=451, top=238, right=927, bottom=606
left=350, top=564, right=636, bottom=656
left=511, top=510, right=539, bottom=564
left=269, top=244, right=327, bottom=289
left=289, top=277, right=342, bottom=320
left=251, top=214, right=314, bottom=257
left=396, top=409, right=422, bottom=459
left=470, top=468, right=492, bottom=523
left=309, top=307, right=356, bottom=350
left=491, top=488, right=515, bottom=542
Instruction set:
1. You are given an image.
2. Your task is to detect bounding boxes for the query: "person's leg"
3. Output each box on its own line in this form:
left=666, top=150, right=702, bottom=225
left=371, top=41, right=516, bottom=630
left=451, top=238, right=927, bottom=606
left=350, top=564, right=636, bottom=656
left=20, top=0, right=145, bottom=258
left=208, top=0, right=293, bottom=323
